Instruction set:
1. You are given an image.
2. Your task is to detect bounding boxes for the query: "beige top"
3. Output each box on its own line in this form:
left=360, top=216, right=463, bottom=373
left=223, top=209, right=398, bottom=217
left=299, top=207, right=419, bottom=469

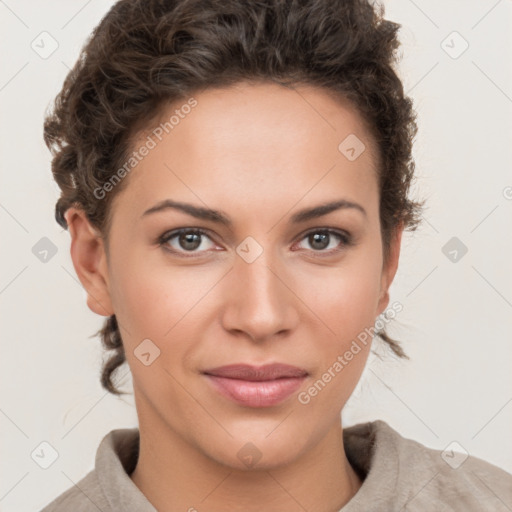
left=40, top=420, right=512, bottom=511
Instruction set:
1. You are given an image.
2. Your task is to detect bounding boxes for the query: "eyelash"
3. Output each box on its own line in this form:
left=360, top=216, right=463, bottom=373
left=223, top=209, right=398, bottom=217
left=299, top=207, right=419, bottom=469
left=157, top=227, right=354, bottom=258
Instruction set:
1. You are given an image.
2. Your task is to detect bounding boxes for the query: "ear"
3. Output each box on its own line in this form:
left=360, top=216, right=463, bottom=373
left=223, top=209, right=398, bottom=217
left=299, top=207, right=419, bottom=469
left=376, top=222, right=404, bottom=316
left=65, top=207, right=114, bottom=317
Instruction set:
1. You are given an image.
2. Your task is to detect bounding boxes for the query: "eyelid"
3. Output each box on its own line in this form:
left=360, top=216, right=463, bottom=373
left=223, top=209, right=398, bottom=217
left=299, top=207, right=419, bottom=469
left=295, top=226, right=352, bottom=243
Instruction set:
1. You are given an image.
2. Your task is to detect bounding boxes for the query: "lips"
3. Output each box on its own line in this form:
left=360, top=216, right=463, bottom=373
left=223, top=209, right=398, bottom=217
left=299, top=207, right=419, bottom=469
left=203, top=363, right=308, bottom=380
left=202, top=363, right=308, bottom=407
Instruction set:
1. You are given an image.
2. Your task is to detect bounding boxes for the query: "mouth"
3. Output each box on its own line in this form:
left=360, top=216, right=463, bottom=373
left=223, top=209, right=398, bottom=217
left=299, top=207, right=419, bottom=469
left=202, top=363, right=309, bottom=408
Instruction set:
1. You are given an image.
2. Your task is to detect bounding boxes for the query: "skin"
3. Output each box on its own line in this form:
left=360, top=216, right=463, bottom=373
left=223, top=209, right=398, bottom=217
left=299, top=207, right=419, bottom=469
left=66, top=81, right=403, bottom=512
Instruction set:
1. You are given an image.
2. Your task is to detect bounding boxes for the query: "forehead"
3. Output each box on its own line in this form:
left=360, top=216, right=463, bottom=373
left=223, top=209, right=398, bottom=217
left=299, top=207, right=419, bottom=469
left=143, top=81, right=376, bottom=162
left=113, top=82, right=379, bottom=223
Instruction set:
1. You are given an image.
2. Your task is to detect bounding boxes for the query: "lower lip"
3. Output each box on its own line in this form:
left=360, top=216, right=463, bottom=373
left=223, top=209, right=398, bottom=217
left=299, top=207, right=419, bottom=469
left=204, top=374, right=307, bottom=407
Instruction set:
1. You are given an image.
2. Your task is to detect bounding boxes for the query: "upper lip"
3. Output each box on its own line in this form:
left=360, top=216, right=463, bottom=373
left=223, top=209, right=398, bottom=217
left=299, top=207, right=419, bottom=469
left=203, top=363, right=308, bottom=381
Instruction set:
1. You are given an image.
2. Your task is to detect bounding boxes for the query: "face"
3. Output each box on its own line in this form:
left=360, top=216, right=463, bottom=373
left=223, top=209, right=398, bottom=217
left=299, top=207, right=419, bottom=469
left=67, top=81, right=402, bottom=469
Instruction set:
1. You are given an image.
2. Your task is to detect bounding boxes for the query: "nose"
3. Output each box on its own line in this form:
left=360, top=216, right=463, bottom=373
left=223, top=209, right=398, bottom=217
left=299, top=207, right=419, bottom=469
left=220, top=248, right=299, bottom=343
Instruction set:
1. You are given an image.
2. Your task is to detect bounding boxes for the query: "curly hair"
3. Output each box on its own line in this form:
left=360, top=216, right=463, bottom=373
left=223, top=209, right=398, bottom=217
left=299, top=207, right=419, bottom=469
left=44, top=0, right=424, bottom=395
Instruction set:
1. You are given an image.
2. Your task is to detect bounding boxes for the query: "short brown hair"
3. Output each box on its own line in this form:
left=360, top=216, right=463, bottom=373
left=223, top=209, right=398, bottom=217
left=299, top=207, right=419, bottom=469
left=44, top=0, right=424, bottom=395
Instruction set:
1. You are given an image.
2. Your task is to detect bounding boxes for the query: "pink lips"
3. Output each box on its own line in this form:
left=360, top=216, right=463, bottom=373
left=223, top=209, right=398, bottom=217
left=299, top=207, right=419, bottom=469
left=203, top=363, right=308, bottom=408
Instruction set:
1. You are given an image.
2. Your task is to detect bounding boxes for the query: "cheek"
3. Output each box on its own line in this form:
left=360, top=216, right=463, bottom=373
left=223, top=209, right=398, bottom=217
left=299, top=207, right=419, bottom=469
left=299, top=263, right=380, bottom=415
left=110, top=252, right=209, bottom=339
left=296, top=248, right=383, bottom=408
left=338, top=267, right=381, bottom=332
left=302, top=254, right=383, bottom=342
left=109, top=259, right=200, bottom=395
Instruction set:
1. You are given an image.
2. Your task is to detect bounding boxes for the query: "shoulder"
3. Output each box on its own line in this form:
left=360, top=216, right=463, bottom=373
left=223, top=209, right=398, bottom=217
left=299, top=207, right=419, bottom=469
left=343, top=420, right=512, bottom=511
left=39, top=470, right=109, bottom=512
left=394, top=425, right=512, bottom=509
left=39, top=427, right=152, bottom=512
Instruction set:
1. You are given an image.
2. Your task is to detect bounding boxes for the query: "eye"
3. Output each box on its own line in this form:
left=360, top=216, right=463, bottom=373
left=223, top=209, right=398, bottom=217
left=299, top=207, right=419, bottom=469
left=293, top=228, right=353, bottom=255
left=158, top=228, right=218, bottom=256
left=157, top=227, right=353, bottom=258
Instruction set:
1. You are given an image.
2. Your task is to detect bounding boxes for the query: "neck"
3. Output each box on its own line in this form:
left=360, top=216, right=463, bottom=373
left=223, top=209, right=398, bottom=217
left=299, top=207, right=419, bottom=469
left=130, top=395, right=362, bottom=512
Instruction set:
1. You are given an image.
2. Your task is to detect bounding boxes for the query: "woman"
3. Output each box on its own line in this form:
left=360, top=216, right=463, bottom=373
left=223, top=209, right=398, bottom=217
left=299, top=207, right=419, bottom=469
left=41, top=0, right=512, bottom=510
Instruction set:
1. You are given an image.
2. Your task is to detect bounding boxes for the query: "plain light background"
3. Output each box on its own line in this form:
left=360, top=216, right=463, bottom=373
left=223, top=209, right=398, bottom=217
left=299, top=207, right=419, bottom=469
left=1, top=1, right=511, bottom=510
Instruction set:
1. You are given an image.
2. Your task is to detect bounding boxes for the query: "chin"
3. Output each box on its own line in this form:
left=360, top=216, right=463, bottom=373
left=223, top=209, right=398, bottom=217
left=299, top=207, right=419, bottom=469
left=196, top=428, right=308, bottom=472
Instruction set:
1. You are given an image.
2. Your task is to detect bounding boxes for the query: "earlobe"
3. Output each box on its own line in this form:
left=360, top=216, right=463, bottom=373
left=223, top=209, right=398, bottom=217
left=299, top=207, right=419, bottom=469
left=65, top=207, right=114, bottom=317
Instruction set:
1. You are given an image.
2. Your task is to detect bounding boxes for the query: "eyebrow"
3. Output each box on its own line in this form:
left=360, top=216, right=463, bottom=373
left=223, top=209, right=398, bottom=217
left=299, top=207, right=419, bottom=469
left=141, top=198, right=366, bottom=225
